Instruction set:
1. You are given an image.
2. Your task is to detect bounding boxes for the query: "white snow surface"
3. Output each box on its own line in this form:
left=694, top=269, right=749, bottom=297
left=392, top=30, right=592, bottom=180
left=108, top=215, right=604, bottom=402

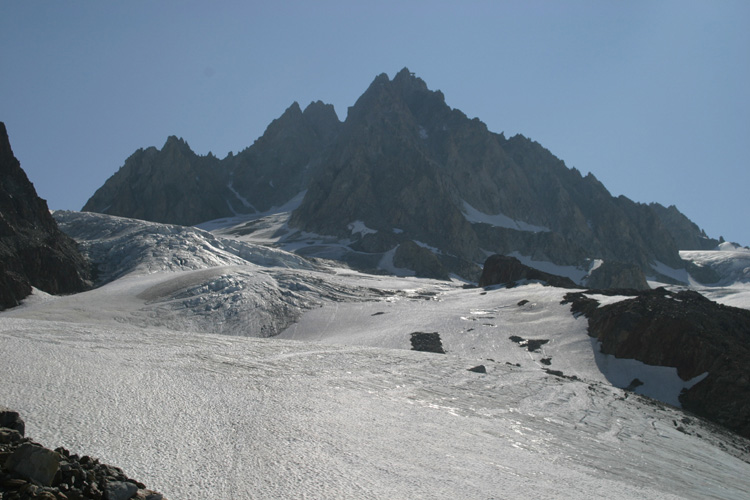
left=347, top=220, right=378, bottom=237
left=1, top=211, right=749, bottom=499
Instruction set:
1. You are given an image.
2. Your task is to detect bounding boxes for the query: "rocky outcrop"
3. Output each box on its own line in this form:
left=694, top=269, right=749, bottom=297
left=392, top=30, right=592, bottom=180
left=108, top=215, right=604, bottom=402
left=0, top=122, right=91, bottom=309
left=479, top=254, right=579, bottom=289
left=0, top=408, right=165, bottom=500
left=585, top=261, right=649, bottom=290
left=393, top=241, right=451, bottom=280
left=563, top=289, right=750, bottom=438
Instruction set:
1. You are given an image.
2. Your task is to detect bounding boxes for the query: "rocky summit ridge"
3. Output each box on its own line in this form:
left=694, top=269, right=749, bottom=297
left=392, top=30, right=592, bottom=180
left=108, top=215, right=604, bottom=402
left=82, top=69, right=719, bottom=285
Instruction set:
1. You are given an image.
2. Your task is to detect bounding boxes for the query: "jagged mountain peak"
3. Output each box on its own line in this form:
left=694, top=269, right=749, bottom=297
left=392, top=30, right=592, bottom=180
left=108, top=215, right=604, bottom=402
left=303, top=99, right=335, bottom=116
left=82, top=70, right=719, bottom=285
left=392, top=67, right=429, bottom=91
left=346, top=69, right=432, bottom=124
left=163, top=135, right=190, bottom=147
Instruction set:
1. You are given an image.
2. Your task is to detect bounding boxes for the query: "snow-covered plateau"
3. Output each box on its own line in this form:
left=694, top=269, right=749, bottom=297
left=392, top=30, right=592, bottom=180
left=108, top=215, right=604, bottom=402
left=1, top=211, right=749, bottom=499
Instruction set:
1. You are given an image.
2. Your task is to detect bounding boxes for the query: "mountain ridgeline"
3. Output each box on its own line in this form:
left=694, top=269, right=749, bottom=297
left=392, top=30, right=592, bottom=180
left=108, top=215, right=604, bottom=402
left=83, top=69, right=718, bottom=284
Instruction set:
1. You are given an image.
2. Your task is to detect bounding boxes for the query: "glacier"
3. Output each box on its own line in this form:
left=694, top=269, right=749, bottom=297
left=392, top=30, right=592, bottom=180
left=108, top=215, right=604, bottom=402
left=1, top=211, right=749, bottom=499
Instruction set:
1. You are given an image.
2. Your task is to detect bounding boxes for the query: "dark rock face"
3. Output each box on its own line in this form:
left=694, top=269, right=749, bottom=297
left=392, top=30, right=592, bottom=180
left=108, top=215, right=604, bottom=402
left=82, top=101, right=341, bottom=227
left=479, top=254, right=579, bottom=289
left=393, top=241, right=451, bottom=280
left=82, top=136, right=230, bottom=226
left=585, top=261, right=649, bottom=290
left=0, top=408, right=166, bottom=499
left=563, top=288, right=750, bottom=438
left=83, top=69, right=716, bottom=283
left=650, top=203, right=720, bottom=250
left=230, top=101, right=341, bottom=214
left=0, top=122, right=91, bottom=309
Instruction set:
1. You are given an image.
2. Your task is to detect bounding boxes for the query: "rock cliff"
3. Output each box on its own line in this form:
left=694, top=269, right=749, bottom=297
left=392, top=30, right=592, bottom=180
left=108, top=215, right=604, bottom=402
left=0, top=122, right=91, bottom=309
left=563, top=289, right=750, bottom=438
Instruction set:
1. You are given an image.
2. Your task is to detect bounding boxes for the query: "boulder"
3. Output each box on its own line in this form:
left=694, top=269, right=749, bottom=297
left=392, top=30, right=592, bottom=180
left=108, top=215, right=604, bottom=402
left=4, top=443, right=61, bottom=486
left=479, top=254, right=579, bottom=289
left=585, top=261, right=649, bottom=290
left=105, top=480, right=139, bottom=500
left=393, top=241, right=450, bottom=280
left=0, top=406, right=25, bottom=435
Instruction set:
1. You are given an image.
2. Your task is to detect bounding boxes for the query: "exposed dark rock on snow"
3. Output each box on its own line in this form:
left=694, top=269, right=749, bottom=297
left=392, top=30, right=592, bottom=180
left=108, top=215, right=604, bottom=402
left=508, top=335, right=550, bottom=353
left=0, top=122, right=91, bottom=310
left=82, top=69, right=715, bottom=283
left=409, top=332, right=445, bottom=354
left=544, top=369, right=579, bottom=381
left=563, top=288, right=750, bottom=438
left=479, top=254, right=579, bottom=289
left=584, top=261, right=649, bottom=290
left=0, top=409, right=165, bottom=500
left=467, top=365, right=487, bottom=373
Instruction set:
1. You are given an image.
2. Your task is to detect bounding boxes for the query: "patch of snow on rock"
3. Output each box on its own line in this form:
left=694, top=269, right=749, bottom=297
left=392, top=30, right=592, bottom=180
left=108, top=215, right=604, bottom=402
left=347, top=220, right=378, bottom=237
left=508, top=251, right=589, bottom=284
left=649, top=260, right=690, bottom=284
left=591, top=338, right=709, bottom=407
left=462, top=200, right=550, bottom=233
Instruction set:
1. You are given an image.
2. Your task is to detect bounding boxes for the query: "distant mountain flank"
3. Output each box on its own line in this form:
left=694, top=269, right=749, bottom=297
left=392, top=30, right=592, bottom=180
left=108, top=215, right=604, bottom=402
left=83, top=69, right=719, bottom=284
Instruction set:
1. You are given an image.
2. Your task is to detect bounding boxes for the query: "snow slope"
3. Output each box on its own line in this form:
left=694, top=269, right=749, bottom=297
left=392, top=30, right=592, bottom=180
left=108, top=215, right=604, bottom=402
left=1, top=211, right=749, bottom=499
left=3, top=319, right=749, bottom=500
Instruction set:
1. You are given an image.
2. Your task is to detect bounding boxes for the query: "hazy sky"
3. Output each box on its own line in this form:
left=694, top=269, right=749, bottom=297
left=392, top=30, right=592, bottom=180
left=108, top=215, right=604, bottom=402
left=2, top=1, right=748, bottom=245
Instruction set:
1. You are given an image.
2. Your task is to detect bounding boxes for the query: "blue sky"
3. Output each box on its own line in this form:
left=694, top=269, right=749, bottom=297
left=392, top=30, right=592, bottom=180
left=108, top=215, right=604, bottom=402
left=2, top=1, right=748, bottom=245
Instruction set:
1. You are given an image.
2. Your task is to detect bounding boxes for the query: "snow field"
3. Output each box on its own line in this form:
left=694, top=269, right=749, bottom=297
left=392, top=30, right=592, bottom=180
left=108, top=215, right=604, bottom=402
left=2, top=318, right=748, bottom=499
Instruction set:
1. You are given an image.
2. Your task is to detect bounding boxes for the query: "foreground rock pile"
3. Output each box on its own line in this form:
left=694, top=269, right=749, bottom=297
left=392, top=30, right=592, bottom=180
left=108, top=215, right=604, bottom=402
left=1, top=407, right=165, bottom=500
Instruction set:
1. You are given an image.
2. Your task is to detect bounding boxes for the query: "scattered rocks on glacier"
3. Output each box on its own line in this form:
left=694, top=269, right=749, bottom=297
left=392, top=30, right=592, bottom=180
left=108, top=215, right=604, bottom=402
left=0, top=408, right=165, bottom=500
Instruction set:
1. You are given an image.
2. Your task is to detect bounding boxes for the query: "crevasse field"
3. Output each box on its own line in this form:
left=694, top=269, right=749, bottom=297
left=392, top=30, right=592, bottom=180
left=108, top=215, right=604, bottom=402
left=1, top=211, right=749, bottom=499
